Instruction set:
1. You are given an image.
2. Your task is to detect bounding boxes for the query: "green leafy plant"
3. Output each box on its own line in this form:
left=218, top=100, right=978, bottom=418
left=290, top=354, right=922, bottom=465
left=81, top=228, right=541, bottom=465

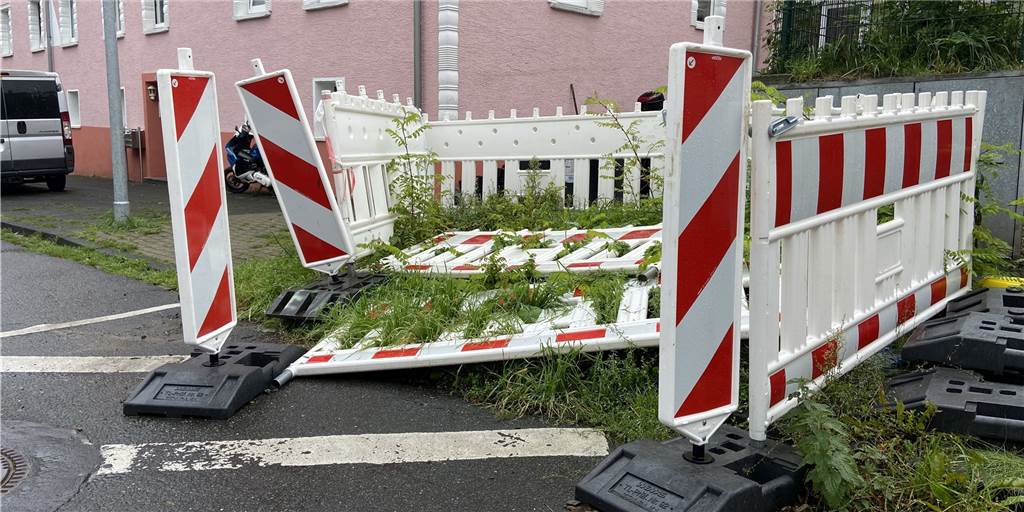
left=949, top=143, right=1024, bottom=277
left=584, top=96, right=665, bottom=204
left=766, top=0, right=1024, bottom=80
left=385, top=110, right=445, bottom=248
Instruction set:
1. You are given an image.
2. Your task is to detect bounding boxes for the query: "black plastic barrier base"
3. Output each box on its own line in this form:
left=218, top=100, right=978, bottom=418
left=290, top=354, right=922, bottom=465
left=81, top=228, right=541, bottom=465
left=902, top=312, right=1024, bottom=380
left=123, top=342, right=304, bottom=419
left=265, top=271, right=387, bottom=321
left=575, top=425, right=806, bottom=512
left=945, top=286, right=1024, bottom=321
left=887, top=367, right=1024, bottom=444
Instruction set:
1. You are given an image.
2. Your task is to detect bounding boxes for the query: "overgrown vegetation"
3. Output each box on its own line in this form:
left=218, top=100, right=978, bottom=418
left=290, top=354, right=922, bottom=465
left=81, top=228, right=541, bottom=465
left=766, top=0, right=1024, bottom=80
left=779, top=357, right=1024, bottom=511
left=950, top=143, right=1024, bottom=278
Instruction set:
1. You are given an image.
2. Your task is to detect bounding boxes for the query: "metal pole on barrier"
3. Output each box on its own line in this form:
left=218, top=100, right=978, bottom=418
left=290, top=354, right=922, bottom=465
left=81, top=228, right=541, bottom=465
left=102, top=0, right=129, bottom=222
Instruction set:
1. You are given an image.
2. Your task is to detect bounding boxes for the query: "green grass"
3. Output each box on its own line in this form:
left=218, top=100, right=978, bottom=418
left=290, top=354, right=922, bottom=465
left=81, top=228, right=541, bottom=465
left=1, top=229, right=177, bottom=289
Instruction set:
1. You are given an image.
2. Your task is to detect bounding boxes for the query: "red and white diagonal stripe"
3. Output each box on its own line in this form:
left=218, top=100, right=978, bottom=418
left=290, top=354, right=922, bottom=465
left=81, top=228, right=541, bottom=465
left=237, top=71, right=353, bottom=271
left=158, top=71, right=236, bottom=352
left=774, top=116, right=972, bottom=227
left=765, top=266, right=968, bottom=421
left=659, top=44, right=750, bottom=444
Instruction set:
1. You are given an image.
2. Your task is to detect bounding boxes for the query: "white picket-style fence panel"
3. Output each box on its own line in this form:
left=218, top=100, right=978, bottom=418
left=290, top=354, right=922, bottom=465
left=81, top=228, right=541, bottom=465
left=746, top=90, right=986, bottom=441
left=319, top=81, right=664, bottom=213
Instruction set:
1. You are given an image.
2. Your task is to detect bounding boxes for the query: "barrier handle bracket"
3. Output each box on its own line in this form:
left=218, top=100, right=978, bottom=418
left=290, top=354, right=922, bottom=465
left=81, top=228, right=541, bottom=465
left=768, top=116, right=801, bottom=138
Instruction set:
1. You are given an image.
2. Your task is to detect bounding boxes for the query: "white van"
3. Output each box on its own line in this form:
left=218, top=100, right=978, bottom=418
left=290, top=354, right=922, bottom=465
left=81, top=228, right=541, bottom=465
left=0, top=70, right=75, bottom=191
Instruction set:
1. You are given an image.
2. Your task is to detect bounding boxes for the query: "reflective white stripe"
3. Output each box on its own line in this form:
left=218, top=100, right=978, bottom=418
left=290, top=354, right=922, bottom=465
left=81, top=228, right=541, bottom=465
left=675, top=66, right=746, bottom=230
left=789, top=137, right=819, bottom=221
left=919, top=120, right=937, bottom=184
left=187, top=206, right=231, bottom=336
left=841, top=129, right=865, bottom=205
left=276, top=181, right=348, bottom=252
left=176, top=82, right=219, bottom=202
left=96, top=428, right=609, bottom=475
left=239, top=87, right=319, bottom=169
left=0, top=304, right=180, bottom=338
left=1, top=356, right=188, bottom=373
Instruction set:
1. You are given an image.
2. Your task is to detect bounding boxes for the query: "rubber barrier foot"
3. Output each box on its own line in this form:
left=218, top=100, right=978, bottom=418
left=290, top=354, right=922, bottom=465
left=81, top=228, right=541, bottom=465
left=886, top=367, right=1024, bottom=444
left=574, top=424, right=806, bottom=512
left=944, top=286, right=1024, bottom=321
left=902, top=312, right=1024, bottom=382
left=265, top=272, right=388, bottom=321
left=123, top=342, right=305, bottom=419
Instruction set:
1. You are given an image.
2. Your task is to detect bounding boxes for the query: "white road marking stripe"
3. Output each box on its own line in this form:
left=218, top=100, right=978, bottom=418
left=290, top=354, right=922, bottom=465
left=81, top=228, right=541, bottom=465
left=0, top=303, right=181, bottom=338
left=0, top=355, right=188, bottom=373
left=96, top=427, right=609, bottom=475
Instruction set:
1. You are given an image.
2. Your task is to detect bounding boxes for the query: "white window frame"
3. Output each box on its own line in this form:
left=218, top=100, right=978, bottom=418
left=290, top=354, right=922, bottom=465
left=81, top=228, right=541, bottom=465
left=1, top=4, right=13, bottom=58
left=548, top=0, right=603, bottom=17
left=234, top=0, right=270, bottom=21
left=691, top=0, right=726, bottom=30
left=120, top=86, right=128, bottom=128
left=102, top=0, right=126, bottom=38
left=303, top=0, right=348, bottom=11
left=28, top=0, right=46, bottom=52
left=57, top=0, right=77, bottom=47
left=142, top=0, right=168, bottom=35
left=312, top=77, right=343, bottom=140
left=67, top=89, right=81, bottom=127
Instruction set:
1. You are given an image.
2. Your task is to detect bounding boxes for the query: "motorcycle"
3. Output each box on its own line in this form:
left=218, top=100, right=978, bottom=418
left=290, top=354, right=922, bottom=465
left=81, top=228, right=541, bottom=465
left=224, top=122, right=272, bottom=193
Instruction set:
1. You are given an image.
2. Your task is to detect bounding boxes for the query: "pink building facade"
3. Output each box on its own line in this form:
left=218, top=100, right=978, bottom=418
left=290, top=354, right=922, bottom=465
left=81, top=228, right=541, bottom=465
left=1, top=0, right=766, bottom=180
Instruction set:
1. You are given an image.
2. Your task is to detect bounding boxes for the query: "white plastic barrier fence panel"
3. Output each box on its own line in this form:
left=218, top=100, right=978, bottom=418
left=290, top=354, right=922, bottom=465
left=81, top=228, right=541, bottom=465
left=746, top=89, right=986, bottom=441
left=429, top=105, right=664, bottom=205
left=657, top=33, right=752, bottom=445
left=318, top=82, right=665, bottom=212
left=236, top=60, right=354, bottom=274
left=288, top=280, right=660, bottom=375
left=157, top=49, right=236, bottom=353
left=319, top=83, right=413, bottom=252
left=394, top=225, right=663, bottom=275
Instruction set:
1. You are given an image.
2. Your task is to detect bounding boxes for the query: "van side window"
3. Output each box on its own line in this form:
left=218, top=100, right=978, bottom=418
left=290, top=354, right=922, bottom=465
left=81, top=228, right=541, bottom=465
left=2, top=80, right=60, bottom=119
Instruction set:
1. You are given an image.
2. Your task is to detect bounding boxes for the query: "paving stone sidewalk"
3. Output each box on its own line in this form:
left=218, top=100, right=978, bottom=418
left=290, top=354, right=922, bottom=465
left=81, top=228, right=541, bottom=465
left=1, top=176, right=293, bottom=265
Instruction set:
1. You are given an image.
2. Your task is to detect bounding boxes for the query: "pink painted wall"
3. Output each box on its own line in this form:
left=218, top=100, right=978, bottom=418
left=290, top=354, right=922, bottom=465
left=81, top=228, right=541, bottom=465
left=2, top=0, right=414, bottom=132
left=455, top=0, right=761, bottom=117
left=2, top=0, right=763, bottom=129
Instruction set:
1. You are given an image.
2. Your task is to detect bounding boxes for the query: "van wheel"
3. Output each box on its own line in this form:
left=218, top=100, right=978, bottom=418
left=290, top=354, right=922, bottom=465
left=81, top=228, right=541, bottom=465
left=46, top=175, right=67, bottom=192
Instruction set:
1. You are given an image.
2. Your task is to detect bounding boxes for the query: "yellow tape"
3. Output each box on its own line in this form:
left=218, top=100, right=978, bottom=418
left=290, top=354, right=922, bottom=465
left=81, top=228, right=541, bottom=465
left=978, top=276, right=1024, bottom=289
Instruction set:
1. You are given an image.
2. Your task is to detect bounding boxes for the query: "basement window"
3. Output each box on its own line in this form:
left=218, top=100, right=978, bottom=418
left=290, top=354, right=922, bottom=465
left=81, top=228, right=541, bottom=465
left=312, top=77, right=342, bottom=140
left=67, top=89, right=81, bottom=127
left=549, top=0, right=604, bottom=16
left=234, top=0, right=270, bottom=21
left=303, top=0, right=348, bottom=11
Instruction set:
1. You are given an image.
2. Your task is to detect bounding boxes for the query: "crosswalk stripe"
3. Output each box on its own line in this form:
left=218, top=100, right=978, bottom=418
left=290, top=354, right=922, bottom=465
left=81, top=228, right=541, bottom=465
left=0, top=303, right=180, bottom=338
left=97, top=427, right=609, bottom=475
left=0, top=355, right=188, bottom=373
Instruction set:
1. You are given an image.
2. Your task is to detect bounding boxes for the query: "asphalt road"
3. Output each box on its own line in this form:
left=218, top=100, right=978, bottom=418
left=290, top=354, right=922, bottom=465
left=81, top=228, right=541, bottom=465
left=0, top=241, right=605, bottom=511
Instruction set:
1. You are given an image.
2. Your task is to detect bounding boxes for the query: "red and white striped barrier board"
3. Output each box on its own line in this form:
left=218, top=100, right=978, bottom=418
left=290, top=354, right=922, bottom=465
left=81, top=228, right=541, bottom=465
left=658, top=41, right=752, bottom=445
left=236, top=62, right=354, bottom=274
left=773, top=97, right=974, bottom=228
left=392, top=225, right=663, bottom=275
left=287, top=282, right=661, bottom=375
left=156, top=52, right=236, bottom=353
left=746, top=89, right=986, bottom=441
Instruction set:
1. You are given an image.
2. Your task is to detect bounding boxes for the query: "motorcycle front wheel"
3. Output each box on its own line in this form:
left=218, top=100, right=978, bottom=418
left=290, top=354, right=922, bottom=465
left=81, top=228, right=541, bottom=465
left=224, top=168, right=250, bottom=194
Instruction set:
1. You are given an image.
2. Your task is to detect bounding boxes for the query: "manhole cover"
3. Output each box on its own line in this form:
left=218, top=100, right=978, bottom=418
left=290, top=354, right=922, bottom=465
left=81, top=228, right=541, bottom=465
left=1, top=447, right=30, bottom=494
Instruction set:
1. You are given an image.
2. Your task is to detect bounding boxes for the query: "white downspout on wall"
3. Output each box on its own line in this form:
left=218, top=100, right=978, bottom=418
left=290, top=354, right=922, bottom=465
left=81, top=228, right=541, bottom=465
left=437, top=0, right=458, bottom=121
